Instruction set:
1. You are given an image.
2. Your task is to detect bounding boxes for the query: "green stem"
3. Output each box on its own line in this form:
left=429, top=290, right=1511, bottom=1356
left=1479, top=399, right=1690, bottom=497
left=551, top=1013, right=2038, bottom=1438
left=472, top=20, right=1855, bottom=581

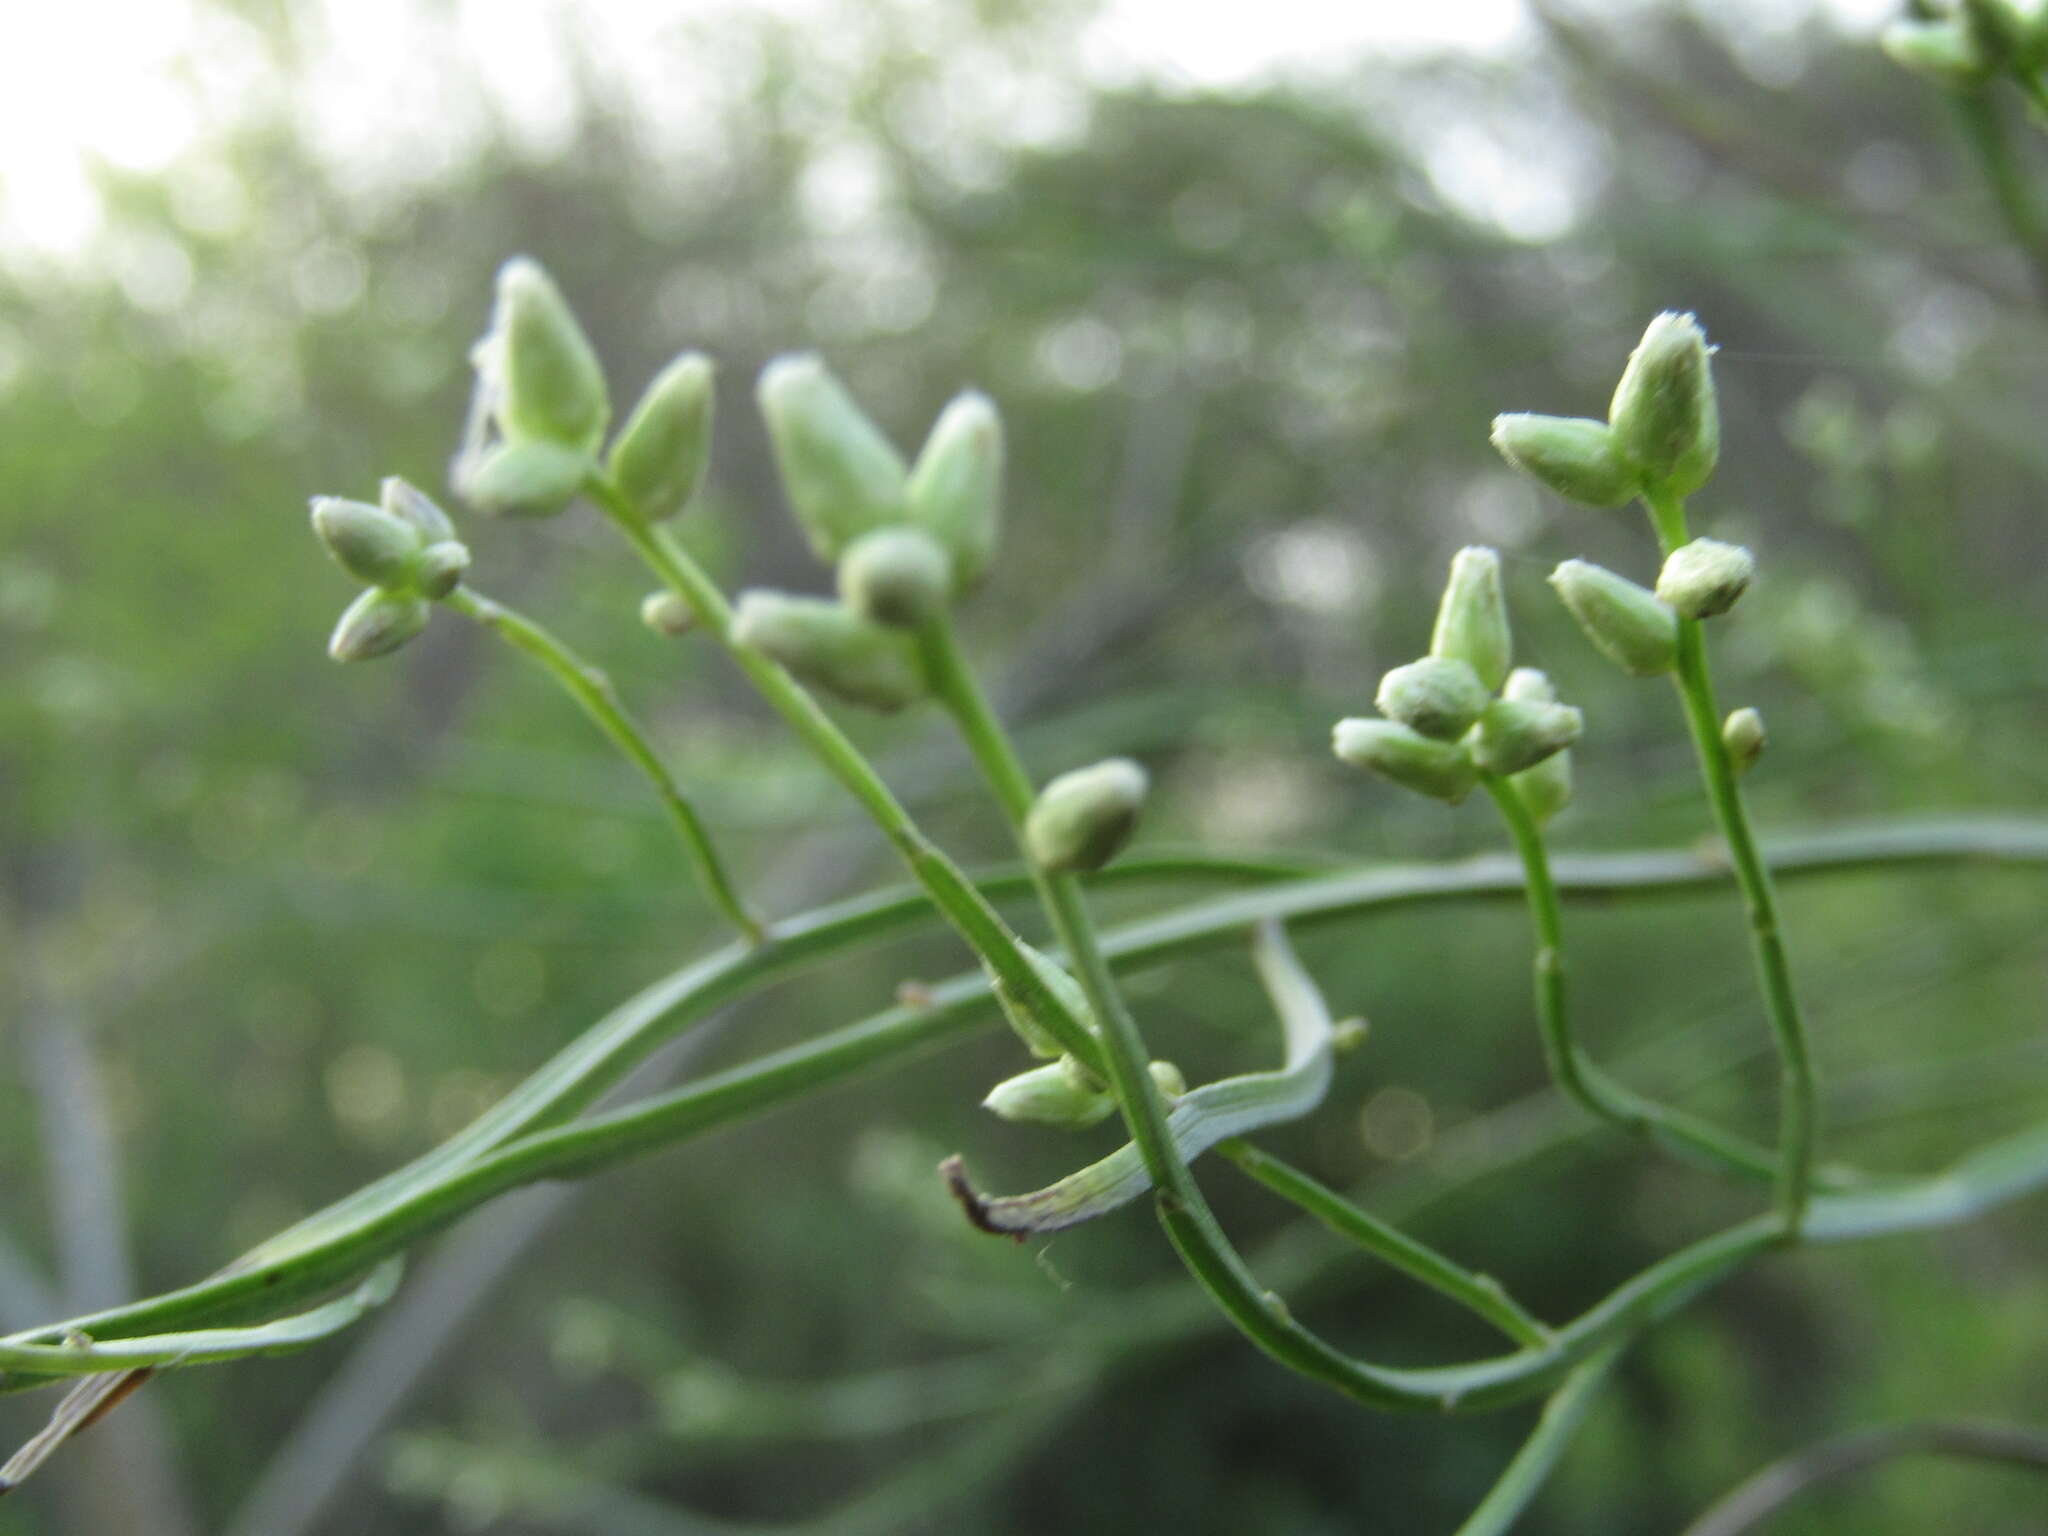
left=1949, top=86, right=2048, bottom=306
left=1454, top=1343, right=1623, bottom=1536
left=442, top=586, right=763, bottom=945
left=1645, top=490, right=1818, bottom=1237
left=1219, top=1138, right=1550, bottom=1349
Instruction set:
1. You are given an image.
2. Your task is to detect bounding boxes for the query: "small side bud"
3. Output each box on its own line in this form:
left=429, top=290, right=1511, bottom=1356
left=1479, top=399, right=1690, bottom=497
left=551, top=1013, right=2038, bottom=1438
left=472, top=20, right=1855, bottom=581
left=607, top=352, right=714, bottom=523
left=986, top=941, right=1095, bottom=1059
left=1148, top=1060, right=1188, bottom=1100
left=328, top=588, right=431, bottom=662
left=1429, top=546, right=1512, bottom=692
left=1880, top=18, right=1990, bottom=83
left=756, top=354, right=909, bottom=561
left=1375, top=656, right=1489, bottom=742
left=982, top=1056, right=1115, bottom=1129
left=1608, top=312, right=1719, bottom=498
left=492, top=256, right=609, bottom=452
left=1501, top=666, right=1558, bottom=705
left=310, top=498, right=422, bottom=589
left=837, top=526, right=954, bottom=629
left=381, top=476, right=457, bottom=543
left=1471, top=697, right=1583, bottom=777
left=1489, top=415, right=1640, bottom=509
left=907, top=390, right=1003, bottom=589
left=1657, top=537, right=1755, bottom=620
left=1025, top=758, right=1149, bottom=874
left=458, top=439, right=590, bottom=518
left=1331, top=718, right=1477, bottom=804
left=1511, top=748, right=1573, bottom=825
left=1723, top=706, right=1767, bottom=773
left=730, top=590, right=928, bottom=712
left=640, top=590, right=696, bottom=637
left=414, top=541, right=471, bottom=600
left=1331, top=1017, right=1370, bottom=1054
left=1549, top=559, right=1679, bottom=676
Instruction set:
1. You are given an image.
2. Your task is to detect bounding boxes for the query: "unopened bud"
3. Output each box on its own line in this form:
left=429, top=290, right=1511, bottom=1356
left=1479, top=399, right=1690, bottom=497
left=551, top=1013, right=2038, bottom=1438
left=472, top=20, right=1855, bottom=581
left=1331, top=1017, right=1370, bottom=1054
left=1471, top=697, right=1582, bottom=777
left=907, top=390, right=1003, bottom=589
left=328, top=587, right=431, bottom=662
left=492, top=256, right=609, bottom=452
left=458, top=439, right=590, bottom=518
left=1148, top=1060, right=1188, bottom=1099
left=982, top=1056, right=1115, bottom=1129
left=987, top=941, right=1094, bottom=1059
left=1331, top=718, right=1477, bottom=804
left=1502, top=666, right=1558, bottom=704
left=756, top=354, right=909, bottom=561
left=1608, top=312, right=1719, bottom=498
left=1025, top=758, right=1149, bottom=873
left=1489, top=414, right=1639, bottom=509
left=1723, top=706, right=1767, bottom=773
left=1375, top=656, right=1489, bottom=742
left=1657, top=537, right=1755, bottom=620
left=415, top=541, right=471, bottom=600
left=1429, top=546, right=1512, bottom=692
left=381, top=476, right=457, bottom=543
left=1549, top=559, right=1678, bottom=676
left=640, top=590, right=696, bottom=637
left=731, top=590, right=927, bottom=712
left=607, top=352, right=714, bottom=523
left=310, top=498, right=422, bottom=589
left=837, top=526, right=953, bottom=628
left=1511, top=748, right=1573, bottom=825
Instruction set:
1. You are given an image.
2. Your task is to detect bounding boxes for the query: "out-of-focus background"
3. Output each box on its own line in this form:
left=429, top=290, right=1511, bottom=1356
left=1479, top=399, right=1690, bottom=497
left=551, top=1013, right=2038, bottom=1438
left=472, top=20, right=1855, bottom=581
left=3, top=1, right=2046, bottom=1531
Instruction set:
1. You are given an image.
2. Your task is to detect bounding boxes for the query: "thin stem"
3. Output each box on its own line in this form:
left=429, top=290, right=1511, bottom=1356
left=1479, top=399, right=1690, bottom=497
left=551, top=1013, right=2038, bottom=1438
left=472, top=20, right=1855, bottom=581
left=442, top=586, right=763, bottom=945
left=1949, top=85, right=2048, bottom=306
left=1218, top=1138, right=1550, bottom=1349
left=1454, top=1343, right=1622, bottom=1536
left=1645, top=490, right=1818, bottom=1237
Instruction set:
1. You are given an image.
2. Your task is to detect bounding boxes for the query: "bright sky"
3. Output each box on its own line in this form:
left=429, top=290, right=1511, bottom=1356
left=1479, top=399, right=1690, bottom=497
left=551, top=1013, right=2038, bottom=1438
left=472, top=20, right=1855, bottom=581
left=0, top=0, right=1897, bottom=258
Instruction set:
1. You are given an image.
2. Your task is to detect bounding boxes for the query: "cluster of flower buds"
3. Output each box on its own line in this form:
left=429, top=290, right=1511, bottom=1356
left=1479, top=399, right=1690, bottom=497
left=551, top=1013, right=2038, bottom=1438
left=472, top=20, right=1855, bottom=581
left=311, top=478, right=471, bottom=661
left=1332, top=547, right=1581, bottom=816
left=454, top=257, right=715, bottom=525
left=1883, top=1, right=2048, bottom=88
left=733, top=358, right=1003, bottom=711
left=1492, top=311, right=1719, bottom=508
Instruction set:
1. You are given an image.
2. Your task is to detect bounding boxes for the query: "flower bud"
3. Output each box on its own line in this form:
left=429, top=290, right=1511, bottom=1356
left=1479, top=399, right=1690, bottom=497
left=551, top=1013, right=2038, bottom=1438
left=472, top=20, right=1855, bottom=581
left=907, top=390, right=1003, bottom=588
left=982, top=1056, right=1115, bottom=1129
left=1471, top=697, right=1582, bottom=777
left=1549, top=559, right=1678, bottom=676
left=1331, top=718, right=1477, bottom=804
left=458, top=439, right=590, bottom=518
left=1511, top=748, right=1573, bottom=825
left=1025, top=758, right=1149, bottom=874
left=1879, top=18, right=1990, bottom=84
left=310, top=498, right=422, bottom=589
left=730, top=590, right=927, bottom=712
left=640, top=590, right=696, bottom=637
left=837, top=526, right=953, bottom=629
left=986, top=941, right=1094, bottom=1059
left=1657, top=537, right=1755, bottom=620
left=1501, top=666, right=1558, bottom=705
left=328, top=587, right=431, bottom=662
left=1429, top=546, right=1512, bottom=692
left=607, top=352, right=714, bottom=523
left=381, top=476, right=457, bottom=543
left=1489, top=414, right=1639, bottom=509
left=756, top=354, right=909, bottom=561
left=1374, top=656, right=1489, bottom=742
left=1723, top=706, right=1767, bottom=773
left=492, top=256, right=609, bottom=452
left=1608, top=312, right=1719, bottom=498
left=1331, top=1017, right=1370, bottom=1054
left=414, top=541, right=471, bottom=600
left=1148, top=1060, right=1188, bottom=1099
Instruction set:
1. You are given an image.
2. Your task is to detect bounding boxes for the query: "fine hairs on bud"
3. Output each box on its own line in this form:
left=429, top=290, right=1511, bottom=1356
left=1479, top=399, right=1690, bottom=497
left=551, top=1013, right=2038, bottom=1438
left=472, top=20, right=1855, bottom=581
left=310, top=498, right=422, bottom=589
left=1657, top=537, right=1755, bottom=620
left=459, top=439, right=590, bottom=518
left=981, top=1057, right=1115, bottom=1129
left=1375, top=657, right=1489, bottom=742
left=756, top=354, right=910, bottom=561
left=1331, top=718, right=1477, bottom=804
left=1549, top=559, right=1679, bottom=676
left=1471, top=698, right=1583, bottom=777
left=492, top=256, right=609, bottom=453
left=1490, top=415, right=1640, bottom=509
left=1608, top=312, right=1719, bottom=498
left=1430, top=547, right=1512, bottom=693
left=731, top=590, right=929, bottom=712
left=1025, top=758, right=1149, bottom=873
left=607, top=352, right=715, bottom=524
left=837, top=526, right=954, bottom=629
left=908, top=391, right=1004, bottom=589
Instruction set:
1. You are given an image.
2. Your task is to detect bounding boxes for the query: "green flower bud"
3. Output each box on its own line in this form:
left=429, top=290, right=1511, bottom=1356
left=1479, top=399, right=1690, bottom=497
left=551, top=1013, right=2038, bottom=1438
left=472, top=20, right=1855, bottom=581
left=1375, top=656, right=1489, bottom=742
left=1511, top=747, right=1573, bottom=825
left=328, top=587, right=431, bottom=662
left=1429, top=546, right=1512, bottom=692
left=986, top=941, right=1094, bottom=1059
left=310, top=497, right=422, bottom=589
left=458, top=439, right=590, bottom=518
left=1608, top=312, right=1719, bottom=498
left=414, top=541, right=472, bottom=600
left=1879, top=19, right=1990, bottom=86
left=907, top=390, right=1003, bottom=588
left=730, top=590, right=927, bottom=712
left=1471, top=697, right=1583, bottom=777
left=1331, top=718, right=1477, bottom=804
left=1723, top=706, right=1767, bottom=773
left=837, top=526, right=954, bottom=629
left=607, top=352, right=714, bottom=523
left=1501, top=666, right=1558, bottom=705
left=640, top=590, right=696, bottom=637
left=1657, top=537, right=1755, bottom=620
left=381, top=476, right=457, bottom=543
left=1549, top=559, right=1679, bottom=676
left=1025, top=758, right=1149, bottom=874
left=1148, top=1060, right=1188, bottom=1099
left=1331, top=1017, right=1371, bottom=1054
left=492, top=256, right=609, bottom=452
left=1489, top=415, right=1640, bottom=509
left=982, top=1056, right=1115, bottom=1129
left=756, top=354, right=909, bottom=561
